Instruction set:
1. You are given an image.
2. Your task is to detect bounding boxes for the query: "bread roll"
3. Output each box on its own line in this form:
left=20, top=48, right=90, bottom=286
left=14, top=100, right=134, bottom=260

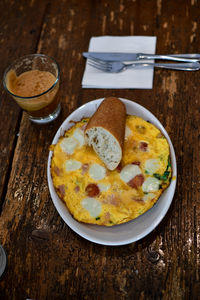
left=85, top=97, right=126, bottom=170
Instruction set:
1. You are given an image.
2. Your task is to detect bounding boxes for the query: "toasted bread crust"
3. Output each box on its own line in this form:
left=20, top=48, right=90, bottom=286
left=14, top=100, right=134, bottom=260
left=85, top=97, right=126, bottom=150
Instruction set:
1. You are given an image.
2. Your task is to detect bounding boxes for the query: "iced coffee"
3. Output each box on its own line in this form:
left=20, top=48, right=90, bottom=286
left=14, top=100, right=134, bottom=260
left=3, top=54, right=60, bottom=124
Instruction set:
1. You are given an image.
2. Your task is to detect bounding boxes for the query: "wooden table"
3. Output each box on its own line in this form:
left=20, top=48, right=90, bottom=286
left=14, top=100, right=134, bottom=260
left=0, top=0, right=199, bottom=298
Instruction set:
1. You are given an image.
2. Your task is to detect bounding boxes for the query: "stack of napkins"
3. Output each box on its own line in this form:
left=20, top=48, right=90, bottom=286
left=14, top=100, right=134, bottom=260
left=82, top=36, right=157, bottom=89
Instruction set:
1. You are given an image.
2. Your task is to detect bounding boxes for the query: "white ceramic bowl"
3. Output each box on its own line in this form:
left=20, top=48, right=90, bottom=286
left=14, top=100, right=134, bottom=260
left=47, top=98, right=177, bottom=246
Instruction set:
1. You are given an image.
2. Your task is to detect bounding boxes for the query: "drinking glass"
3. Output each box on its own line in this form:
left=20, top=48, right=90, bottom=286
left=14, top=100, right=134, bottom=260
left=3, top=54, right=61, bottom=124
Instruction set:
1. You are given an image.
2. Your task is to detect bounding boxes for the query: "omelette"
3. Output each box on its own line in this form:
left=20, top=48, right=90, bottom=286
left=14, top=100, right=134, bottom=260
left=50, top=116, right=172, bottom=226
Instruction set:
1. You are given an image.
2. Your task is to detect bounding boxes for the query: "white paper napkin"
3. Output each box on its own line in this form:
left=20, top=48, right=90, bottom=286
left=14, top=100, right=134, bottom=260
left=82, top=36, right=157, bottom=89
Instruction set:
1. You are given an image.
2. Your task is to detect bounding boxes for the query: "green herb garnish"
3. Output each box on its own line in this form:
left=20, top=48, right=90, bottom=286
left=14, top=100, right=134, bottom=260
left=153, top=171, right=170, bottom=181
left=153, top=156, right=171, bottom=181
left=166, top=155, right=171, bottom=169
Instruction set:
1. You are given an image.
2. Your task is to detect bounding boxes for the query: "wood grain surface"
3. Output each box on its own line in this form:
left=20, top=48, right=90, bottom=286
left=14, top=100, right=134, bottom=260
left=0, top=0, right=200, bottom=299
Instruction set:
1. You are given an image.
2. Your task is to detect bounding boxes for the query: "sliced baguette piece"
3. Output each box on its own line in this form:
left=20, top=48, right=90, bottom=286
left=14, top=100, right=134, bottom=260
left=85, top=97, right=126, bottom=170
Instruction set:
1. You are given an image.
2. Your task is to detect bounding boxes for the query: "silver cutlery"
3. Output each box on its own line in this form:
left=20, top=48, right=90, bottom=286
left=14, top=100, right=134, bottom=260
left=83, top=52, right=200, bottom=62
left=87, top=57, right=200, bottom=72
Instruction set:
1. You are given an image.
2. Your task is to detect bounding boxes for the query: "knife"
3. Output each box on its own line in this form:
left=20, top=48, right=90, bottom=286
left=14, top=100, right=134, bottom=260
left=83, top=52, right=200, bottom=62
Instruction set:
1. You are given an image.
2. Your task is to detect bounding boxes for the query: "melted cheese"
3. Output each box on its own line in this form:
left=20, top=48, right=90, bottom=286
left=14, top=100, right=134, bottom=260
left=142, top=177, right=160, bottom=192
left=89, top=163, right=106, bottom=181
left=98, top=183, right=111, bottom=192
left=73, top=128, right=85, bottom=147
left=125, top=125, right=132, bottom=139
left=143, top=192, right=156, bottom=202
left=65, top=159, right=81, bottom=171
left=60, top=137, right=78, bottom=155
left=82, top=197, right=102, bottom=218
left=120, top=164, right=142, bottom=183
left=145, top=158, right=160, bottom=174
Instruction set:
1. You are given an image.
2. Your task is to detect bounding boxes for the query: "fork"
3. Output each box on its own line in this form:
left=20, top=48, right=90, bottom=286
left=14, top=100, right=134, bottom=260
left=87, top=57, right=200, bottom=72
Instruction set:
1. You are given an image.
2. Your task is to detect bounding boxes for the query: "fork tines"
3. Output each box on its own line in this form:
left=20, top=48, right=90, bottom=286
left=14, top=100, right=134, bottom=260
left=87, top=57, right=111, bottom=71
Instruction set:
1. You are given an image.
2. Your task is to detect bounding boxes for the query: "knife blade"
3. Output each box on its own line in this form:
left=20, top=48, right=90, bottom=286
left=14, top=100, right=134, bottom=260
left=83, top=52, right=200, bottom=62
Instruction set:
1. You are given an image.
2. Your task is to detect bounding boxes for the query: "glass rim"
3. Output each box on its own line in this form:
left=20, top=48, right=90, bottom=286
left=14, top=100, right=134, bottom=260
left=3, top=53, right=60, bottom=100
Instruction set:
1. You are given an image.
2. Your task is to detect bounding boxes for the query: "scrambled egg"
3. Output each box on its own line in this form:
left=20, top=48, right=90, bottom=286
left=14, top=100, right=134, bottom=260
left=50, top=116, right=172, bottom=226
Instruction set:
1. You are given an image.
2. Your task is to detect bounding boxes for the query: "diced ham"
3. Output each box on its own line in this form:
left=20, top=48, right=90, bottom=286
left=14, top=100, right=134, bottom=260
left=109, top=194, right=119, bottom=206
left=54, top=166, right=61, bottom=176
left=128, top=174, right=144, bottom=189
left=103, top=194, right=119, bottom=206
left=131, top=161, right=141, bottom=166
left=85, top=183, right=100, bottom=197
left=57, top=184, right=65, bottom=197
left=74, top=185, right=80, bottom=193
left=81, top=163, right=89, bottom=174
left=102, top=212, right=111, bottom=225
left=104, top=211, right=110, bottom=221
left=139, top=141, right=148, bottom=152
left=132, top=197, right=144, bottom=204
left=116, top=162, right=123, bottom=172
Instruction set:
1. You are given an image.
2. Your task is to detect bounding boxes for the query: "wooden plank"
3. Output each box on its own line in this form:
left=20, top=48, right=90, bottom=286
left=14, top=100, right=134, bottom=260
left=0, top=0, right=49, bottom=208
left=0, top=0, right=200, bottom=299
